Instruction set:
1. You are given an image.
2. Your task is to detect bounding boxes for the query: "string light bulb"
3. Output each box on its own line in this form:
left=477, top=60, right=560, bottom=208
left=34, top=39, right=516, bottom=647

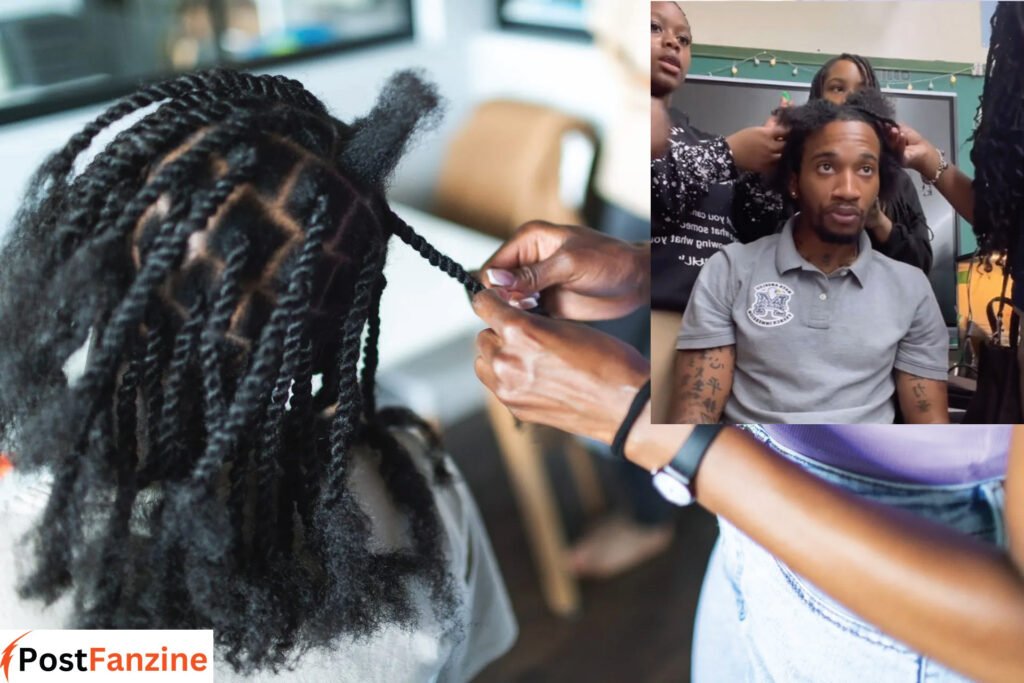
left=907, top=83, right=914, bottom=91
left=731, top=64, right=739, bottom=76
left=792, top=66, right=799, bottom=76
left=928, top=80, right=934, bottom=90
left=753, top=56, right=760, bottom=66
left=950, top=74, right=958, bottom=85
left=769, top=56, right=777, bottom=67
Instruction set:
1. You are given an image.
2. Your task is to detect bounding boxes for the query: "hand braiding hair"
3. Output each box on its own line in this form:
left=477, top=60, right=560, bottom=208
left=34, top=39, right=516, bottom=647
left=0, top=68, right=482, bottom=672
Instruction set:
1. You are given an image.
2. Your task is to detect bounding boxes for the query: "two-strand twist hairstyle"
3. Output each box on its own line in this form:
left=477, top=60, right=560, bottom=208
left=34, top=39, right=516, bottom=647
left=0, top=68, right=481, bottom=673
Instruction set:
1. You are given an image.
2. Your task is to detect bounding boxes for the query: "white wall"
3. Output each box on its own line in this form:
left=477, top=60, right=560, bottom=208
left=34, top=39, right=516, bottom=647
left=0, top=0, right=613, bottom=239
left=683, top=0, right=989, bottom=66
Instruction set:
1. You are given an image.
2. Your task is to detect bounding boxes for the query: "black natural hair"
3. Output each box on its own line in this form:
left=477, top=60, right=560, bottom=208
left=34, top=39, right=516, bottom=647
left=0, top=68, right=482, bottom=673
left=970, top=1, right=1024, bottom=258
left=809, top=52, right=880, bottom=101
left=771, top=88, right=903, bottom=207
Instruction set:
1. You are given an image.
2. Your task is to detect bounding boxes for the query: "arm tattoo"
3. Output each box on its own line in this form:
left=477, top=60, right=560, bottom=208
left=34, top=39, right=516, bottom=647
left=674, top=346, right=734, bottom=423
left=911, top=380, right=931, bottom=413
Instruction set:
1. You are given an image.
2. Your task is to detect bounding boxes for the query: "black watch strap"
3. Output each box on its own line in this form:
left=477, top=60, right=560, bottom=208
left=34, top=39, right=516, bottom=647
left=611, top=380, right=651, bottom=460
left=669, top=424, right=726, bottom=480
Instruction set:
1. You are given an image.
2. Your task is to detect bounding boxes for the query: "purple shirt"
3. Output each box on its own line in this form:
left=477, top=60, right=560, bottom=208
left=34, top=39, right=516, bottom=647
left=760, top=425, right=1010, bottom=485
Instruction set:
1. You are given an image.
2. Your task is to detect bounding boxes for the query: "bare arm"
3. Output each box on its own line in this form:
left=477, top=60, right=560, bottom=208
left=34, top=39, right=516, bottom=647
left=474, top=290, right=1023, bottom=681
left=895, top=370, right=950, bottom=424
left=933, top=164, right=975, bottom=225
left=625, top=418, right=1024, bottom=683
left=669, top=346, right=735, bottom=424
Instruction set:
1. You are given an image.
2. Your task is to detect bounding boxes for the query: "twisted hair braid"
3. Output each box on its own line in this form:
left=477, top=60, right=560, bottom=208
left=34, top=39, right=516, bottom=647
left=970, top=1, right=1024, bottom=258
left=2, top=68, right=483, bottom=673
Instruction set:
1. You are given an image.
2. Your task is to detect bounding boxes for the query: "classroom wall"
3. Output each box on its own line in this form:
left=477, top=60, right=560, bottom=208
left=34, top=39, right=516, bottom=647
left=683, top=1, right=990, bottom=65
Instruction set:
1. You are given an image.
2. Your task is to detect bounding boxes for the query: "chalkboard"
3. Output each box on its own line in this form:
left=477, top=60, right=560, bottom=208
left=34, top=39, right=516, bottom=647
left=673, top=75, right=960, bottom=330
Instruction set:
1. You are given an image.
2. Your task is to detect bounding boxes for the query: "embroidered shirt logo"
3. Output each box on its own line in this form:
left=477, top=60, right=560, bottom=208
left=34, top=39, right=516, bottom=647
left=747, top=282, right=794, bottom=327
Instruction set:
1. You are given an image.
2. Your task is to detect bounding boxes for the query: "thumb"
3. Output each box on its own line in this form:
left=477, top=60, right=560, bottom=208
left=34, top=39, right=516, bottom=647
left=485, top=253, right=574, bottom=294
left=472, top=288, right=525, bottom=333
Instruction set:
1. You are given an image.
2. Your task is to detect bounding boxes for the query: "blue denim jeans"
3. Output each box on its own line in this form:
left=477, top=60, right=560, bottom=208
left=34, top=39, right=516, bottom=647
left=692, top=425, right=1006, bottom=683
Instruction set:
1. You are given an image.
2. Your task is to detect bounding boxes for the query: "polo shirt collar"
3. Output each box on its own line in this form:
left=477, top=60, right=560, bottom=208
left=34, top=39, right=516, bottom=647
left=776, top=213, right=873, bottom=285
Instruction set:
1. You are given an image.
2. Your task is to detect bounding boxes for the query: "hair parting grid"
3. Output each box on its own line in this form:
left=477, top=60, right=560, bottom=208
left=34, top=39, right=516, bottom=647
left=0, top=68, right=482, bottom=672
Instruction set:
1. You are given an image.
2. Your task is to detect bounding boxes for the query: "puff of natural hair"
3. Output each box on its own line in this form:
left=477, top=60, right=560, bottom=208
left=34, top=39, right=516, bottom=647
left=339, top=69, right=444, bottom=191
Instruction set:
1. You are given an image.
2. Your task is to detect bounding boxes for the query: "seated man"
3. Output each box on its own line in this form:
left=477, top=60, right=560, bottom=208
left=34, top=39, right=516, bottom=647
left=671, top=90, right=949, bottom=424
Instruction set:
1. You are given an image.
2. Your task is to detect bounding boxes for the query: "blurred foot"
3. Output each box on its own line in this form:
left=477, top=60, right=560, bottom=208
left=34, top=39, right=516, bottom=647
left=567, top=516, right=674, bottom=579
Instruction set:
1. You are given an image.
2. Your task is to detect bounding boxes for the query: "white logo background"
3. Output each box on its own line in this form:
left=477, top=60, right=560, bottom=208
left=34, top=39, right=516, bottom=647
left=747, top=281, right=795, bottom=328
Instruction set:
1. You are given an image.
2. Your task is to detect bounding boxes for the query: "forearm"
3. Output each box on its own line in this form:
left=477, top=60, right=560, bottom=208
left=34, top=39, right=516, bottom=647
left=624, top=423, right=1024, bottom=683
left=934, top=165, right=974, bottom=225
left=669, top=347, right=734, bottom=423
left=867, top=210, right=894, bottom=244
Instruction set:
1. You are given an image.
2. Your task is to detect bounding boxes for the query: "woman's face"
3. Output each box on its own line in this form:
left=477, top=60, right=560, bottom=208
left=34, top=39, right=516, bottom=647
left=651, top=2, right=691, bottom=98
left=821, top=59, right=865, bottom=105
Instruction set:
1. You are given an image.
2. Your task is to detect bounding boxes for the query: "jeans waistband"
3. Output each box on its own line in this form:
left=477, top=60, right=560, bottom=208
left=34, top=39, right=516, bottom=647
left=742, top=424, right=1006, bottom=546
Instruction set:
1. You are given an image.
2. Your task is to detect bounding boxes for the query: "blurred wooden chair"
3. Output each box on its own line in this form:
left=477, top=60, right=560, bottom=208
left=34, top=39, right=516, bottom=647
left=434, top=99, right=603, bottom=616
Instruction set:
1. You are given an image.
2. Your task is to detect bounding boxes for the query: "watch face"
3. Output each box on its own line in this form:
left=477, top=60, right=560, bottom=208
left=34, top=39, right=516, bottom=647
left=652, top=471, right=694, bottom=506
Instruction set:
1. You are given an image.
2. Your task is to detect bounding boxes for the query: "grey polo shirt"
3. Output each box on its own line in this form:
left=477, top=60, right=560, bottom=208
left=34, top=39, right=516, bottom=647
left=676, top=215, right=948, bottom=423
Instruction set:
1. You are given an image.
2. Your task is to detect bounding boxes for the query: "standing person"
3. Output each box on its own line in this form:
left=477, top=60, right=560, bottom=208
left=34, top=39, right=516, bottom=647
left=0, top=69, right=516, bottom=682
left=650, top=1, right=786, bottom=422
left=472, top=228, right=1020, bottom=683
left=881, top=1, right=1024, bottom=412
left=808, top=53, right=934, bottom=272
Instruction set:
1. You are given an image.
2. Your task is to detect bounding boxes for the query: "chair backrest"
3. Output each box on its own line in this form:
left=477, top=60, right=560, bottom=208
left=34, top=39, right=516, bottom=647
left=433, top=99, right=597, bottom=238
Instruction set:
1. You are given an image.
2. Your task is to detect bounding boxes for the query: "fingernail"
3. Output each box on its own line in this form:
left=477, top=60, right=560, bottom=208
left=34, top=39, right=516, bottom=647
left=519, top=297, right=539, bottom=309
left=487, top=268, right=516, bottom=287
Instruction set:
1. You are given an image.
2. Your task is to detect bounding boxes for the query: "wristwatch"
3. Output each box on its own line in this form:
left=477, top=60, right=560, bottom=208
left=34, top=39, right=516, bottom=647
left=651, top=424, right=726, bottom=506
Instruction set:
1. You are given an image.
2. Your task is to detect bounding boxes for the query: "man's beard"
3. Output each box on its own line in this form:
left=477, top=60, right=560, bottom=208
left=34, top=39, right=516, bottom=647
left=812, top=218, right=863, bottom=244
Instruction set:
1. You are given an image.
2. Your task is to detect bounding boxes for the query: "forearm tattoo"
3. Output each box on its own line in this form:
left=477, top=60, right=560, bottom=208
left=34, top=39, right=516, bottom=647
left=911, top=379, right=931, bottom=414
left=673, top=346, right=735, bottom=424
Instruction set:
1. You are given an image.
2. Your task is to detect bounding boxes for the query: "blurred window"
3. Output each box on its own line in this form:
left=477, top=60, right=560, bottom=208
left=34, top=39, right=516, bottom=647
left=0, top=0, right=413, bottom=124
left=497, top=0, right=589, bottom=38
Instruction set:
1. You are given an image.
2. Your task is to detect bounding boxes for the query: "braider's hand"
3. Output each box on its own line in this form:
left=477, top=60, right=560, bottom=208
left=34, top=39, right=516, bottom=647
left=890, top=122, right=942, bottom=178
left=480, top=221, right=648, bottom=321
left=472, top=290, right=649, bottom=443
left=726, top=120, right=787, bottom=176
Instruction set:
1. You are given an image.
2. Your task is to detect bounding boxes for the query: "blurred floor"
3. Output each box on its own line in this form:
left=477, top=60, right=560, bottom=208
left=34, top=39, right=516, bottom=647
left=442, top=409, right=720, bottom=683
